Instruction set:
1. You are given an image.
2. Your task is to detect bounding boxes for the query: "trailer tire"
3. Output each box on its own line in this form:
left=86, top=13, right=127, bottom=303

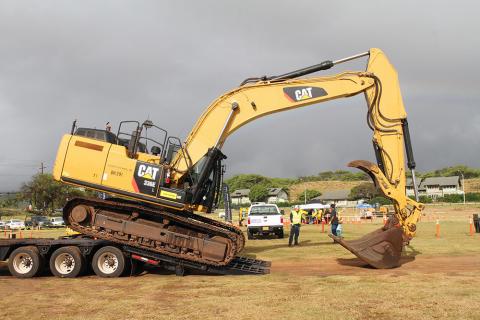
left=92, top=246, right=126, bottom=278
left=50, top=246, right=84, bottom=278
left=8, top=246, right=43, bottom=278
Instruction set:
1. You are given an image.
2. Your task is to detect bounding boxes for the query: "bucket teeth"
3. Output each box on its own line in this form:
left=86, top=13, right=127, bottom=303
left=330, top=227, right=404, bottom=269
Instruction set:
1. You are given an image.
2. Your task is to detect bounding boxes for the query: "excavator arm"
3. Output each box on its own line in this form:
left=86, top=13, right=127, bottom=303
left=173, top=48, right=424, bottom=268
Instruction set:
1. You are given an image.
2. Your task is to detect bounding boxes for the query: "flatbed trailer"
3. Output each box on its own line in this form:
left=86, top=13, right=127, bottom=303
left=0, top=236, right=270, bottom=278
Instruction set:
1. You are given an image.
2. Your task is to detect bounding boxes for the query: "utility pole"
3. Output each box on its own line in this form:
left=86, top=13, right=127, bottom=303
left=458, top=171, right=466, bottom=204
left=304, top=181, right=307, bottom=204
left=40, top=162, right=46, bottom=174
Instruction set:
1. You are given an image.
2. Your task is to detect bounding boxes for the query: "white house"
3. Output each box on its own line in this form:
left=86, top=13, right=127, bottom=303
left=230, top=189, right=251, bottom=205
left=267, top=188, right=289, bottom=204
left=230, top=187, right=289, bottom=205
left=418, top=176, right=463, bottom=199
left=406, top=178, right=422, bottom=197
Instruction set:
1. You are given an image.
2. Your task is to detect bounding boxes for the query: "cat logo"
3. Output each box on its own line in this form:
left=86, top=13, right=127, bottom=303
left=295, top=87, right=313, bottom=101
left=137, top=164, right=160, bottom=180
left=132, top=162, right=161, bottom=196
left=283, top=86, right=328, bottom=102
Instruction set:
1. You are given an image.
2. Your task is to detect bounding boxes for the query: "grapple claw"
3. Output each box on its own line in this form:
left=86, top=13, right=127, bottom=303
left=329, top=226, right=404, bottom=269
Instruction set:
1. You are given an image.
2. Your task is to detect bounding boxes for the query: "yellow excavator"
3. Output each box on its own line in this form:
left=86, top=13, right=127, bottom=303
left=53, top=48, right=424, bottom=269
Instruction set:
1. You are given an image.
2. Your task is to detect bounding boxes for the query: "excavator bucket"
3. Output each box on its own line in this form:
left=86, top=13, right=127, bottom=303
left=333, top=159, right=410, bottom=269
left=329, top=225, right=404, bottom=269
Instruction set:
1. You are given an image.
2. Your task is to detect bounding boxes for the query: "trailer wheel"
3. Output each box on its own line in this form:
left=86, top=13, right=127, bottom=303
left=49, top=246, right=84, bottom=278
left=92, top=246, right=126, bottom=278
left=8, top=246, right=43, bottom=278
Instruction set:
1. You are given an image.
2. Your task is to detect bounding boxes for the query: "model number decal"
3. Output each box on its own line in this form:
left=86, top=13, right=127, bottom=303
left=132, top=162, right=162, bottom=196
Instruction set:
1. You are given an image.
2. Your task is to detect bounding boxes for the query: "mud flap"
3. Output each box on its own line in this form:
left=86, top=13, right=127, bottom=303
left=329, top=226, right=404, bottom=269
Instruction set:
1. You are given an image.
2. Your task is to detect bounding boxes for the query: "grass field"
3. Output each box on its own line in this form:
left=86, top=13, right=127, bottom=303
left=1, top=205, right=480, bottom=320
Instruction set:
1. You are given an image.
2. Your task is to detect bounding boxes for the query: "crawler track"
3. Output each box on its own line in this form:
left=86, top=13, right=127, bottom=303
left=63, top=197, right=245, bottom=267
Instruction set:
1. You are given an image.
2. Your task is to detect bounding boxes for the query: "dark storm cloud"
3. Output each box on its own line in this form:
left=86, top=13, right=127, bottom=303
left=0, top=0, right=478, bottom=191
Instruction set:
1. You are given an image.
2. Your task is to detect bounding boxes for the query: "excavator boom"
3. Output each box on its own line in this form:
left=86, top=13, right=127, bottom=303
left=171, top=48, right=424, bottom=267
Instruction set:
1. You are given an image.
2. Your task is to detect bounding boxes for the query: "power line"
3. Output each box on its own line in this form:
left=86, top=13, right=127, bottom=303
left=0, top=158, right=46, bottom=163
left=0, top=164, right=39, bottom=168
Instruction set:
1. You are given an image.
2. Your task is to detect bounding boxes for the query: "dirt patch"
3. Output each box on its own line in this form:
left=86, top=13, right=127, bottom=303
left=465, top=178, right=480, bottom=193
left=272, top=254, right=480, bottom=276
left=2, top=254, right=479, bottom=279
left=288, top=180, right=364, bottom=200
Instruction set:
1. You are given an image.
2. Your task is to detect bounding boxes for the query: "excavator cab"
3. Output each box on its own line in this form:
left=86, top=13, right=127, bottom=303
left=57, top=119, right=223, bottom=213
left=115, top=121, right=187, bottom=166
left=116, top=120, right=168, bottom=161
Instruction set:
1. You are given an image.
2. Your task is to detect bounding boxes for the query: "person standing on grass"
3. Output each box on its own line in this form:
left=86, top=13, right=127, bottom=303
left=311, top=208, right=318, bottom=224
left=336, top=214, right=344, bottom=238
left=288, top=205, right=303, bottom=246
left=329, top=203, right=339, bottom=238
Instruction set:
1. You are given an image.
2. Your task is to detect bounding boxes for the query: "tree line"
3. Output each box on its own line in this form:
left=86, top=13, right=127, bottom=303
left=1, top=174, right=93, bottom=214
left=3, top=165, right=479, bottom=211
left=226, top=166, right=480, bottom=191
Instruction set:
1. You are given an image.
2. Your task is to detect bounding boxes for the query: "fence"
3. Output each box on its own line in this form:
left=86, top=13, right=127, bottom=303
left=281, top=213, right=479, bottom=238
left=1, top=227, right=56, bottom=239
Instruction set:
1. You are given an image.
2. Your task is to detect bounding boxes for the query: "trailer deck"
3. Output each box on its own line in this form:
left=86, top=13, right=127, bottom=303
left=0, top=236, right=270, bottom=278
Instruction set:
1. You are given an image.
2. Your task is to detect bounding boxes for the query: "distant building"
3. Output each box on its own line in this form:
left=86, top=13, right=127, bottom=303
left=266, top=188, right=289, bottom=204
left=230, top=187, right=289, bottom=205
left=311, top=190, right=358, bottom=208
left=418, top=176, right=463, bottom=199
left=230, top=189, right=251, bottom=205
left=406, top=178, right=422, bottom=197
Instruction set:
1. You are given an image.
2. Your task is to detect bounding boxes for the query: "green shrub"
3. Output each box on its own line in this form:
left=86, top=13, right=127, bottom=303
left=298, top=189, right=321, bottom=202
left=409, top=195, right=432, bottom=203
left=466, top=193, right=480, bottom=202
left=437, top=194, right=463, bottom=203
left=367, top=196, right=392, bottom=206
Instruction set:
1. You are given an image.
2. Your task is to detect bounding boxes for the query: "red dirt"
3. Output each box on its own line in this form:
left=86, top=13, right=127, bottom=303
left=1, top=254, right=479, bottom=279
left=272, top=254, right=480, bottom=276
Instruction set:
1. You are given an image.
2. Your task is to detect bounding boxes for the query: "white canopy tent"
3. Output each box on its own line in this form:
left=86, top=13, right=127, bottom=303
left=298, top=203, right=330, bottom=210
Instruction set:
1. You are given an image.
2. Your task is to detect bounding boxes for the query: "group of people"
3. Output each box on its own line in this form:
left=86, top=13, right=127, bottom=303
left=298, top=207, right=336, bottom=225
left=288, top=203, right=342, bottom=246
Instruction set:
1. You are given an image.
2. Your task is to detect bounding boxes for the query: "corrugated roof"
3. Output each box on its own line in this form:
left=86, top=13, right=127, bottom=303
left=231, top=188, right=288, bottom=197
left=267, top=188, right=287, bottom=196
left=419, top=176, right=460, bottom=189
left=230, top=189, right=250, bottom=197
left=313, top=190, right=351, bottom=201
left=406, top=178, right=421, bottom=187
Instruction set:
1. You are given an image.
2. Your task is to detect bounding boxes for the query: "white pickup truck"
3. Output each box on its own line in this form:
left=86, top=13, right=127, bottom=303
left=247, top=203, right=284, bottom=239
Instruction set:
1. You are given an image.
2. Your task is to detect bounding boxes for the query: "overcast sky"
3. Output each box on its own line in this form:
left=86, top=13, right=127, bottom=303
left=0, top=1, right=479, bottom=191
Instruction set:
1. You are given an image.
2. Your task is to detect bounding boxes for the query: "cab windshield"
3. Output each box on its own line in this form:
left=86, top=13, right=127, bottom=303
left=249, top=206, right=279, bottom=215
